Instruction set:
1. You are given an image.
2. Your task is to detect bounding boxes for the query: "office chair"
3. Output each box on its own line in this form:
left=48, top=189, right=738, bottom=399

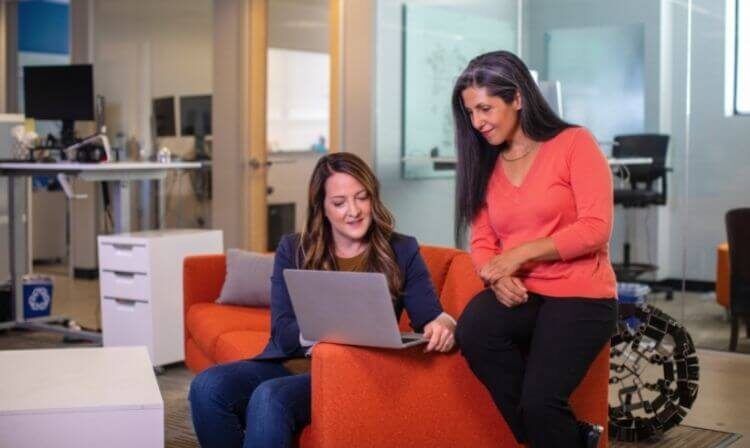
left=725, top=208, right=750, bottom=351
left=612, top=134, right=673, bottom=299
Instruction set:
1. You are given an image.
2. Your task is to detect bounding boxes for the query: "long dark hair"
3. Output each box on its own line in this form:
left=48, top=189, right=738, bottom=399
left=300, top=152, right=402, bottom=299
left=452, top=50, right=574, bottom=245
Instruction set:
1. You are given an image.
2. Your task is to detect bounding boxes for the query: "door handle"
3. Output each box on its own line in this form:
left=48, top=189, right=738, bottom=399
left=248, top=158, right=272, bottom=170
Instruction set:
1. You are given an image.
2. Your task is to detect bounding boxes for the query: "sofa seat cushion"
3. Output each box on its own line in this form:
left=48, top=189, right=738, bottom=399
left=214, top=330, right=271, bottom=364
left=186, top=302, right=271, bottom=356
left=185, top=337, right=216, bottom=373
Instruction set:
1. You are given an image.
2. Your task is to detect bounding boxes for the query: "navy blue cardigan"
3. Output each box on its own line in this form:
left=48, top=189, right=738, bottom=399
left=254, top=233, right=443, bottom=360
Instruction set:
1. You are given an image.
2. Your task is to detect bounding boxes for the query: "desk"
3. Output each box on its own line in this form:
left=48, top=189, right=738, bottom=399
left=0, top=161, right=201, bottom=342
left=608, top=157, right=652, bottom=166
left=400, top=156, right=653, bottom=171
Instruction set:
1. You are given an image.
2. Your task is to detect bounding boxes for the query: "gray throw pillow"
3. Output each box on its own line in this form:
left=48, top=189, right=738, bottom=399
left=216, top=249, right=275, bottom=307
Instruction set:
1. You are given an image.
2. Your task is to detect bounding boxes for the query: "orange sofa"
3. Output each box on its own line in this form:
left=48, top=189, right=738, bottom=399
left=184, top=246, right=610, bottom=447
left=716, top=243, right=730, bottom=309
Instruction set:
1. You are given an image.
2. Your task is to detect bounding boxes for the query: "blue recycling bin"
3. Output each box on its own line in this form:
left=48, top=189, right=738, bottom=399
left=22, top=275, right=53, bottom=319
left=617, top=282, right=650, bottom=330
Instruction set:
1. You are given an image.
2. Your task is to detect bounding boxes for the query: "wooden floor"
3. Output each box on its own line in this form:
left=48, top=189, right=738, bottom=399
left=610, top=425, right=740, bottom=447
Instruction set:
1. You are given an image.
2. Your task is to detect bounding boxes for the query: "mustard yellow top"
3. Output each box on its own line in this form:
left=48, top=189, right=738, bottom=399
left=335, top=251, right=367, bottom=272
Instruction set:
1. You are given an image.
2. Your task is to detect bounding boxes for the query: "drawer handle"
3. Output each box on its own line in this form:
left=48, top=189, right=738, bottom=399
left=113, top=271, right=136, bottom=280
left=114, top=298, right=137, bottom=308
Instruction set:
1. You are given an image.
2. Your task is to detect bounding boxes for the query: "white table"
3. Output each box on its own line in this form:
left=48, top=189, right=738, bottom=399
left=607, top=157, right=652, bottom=166
left=401, top=156, right=653, bottom=169
left=0, top=346, right=164, bottom=448
left=0, top=161, right=201, bottom=342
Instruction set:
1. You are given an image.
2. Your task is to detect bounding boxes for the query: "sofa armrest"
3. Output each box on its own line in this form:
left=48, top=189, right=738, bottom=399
left=308, top=343, right=521, bottom=448
left=308, top=342, right=610, bottom=448
left=184, top=254, right=227, bottom=308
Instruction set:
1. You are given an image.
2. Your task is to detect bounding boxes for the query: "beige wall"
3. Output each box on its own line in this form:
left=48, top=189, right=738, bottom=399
left=91, top=0, right=212, bottom=158
left=340, top=0, right=375, bottom=164
left=212, top=0, right=250, bottom=249
left=269, top=0, right=328, bottom=52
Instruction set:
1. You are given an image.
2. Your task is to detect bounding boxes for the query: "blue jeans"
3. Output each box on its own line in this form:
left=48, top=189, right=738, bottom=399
left=189, top=360, right=311, bottom=448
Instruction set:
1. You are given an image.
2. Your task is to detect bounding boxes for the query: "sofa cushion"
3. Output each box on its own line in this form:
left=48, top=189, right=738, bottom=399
left=439, top=253, right=485, bottom=318
left=397, top=246, right=464, bottom=330
left=186, top=302, right=271, bottom=356
left=214, top=330, right=272, bottom=364
left=217, top=249, right=275, bottom=307
left=419, top=246, right=463, bottom=294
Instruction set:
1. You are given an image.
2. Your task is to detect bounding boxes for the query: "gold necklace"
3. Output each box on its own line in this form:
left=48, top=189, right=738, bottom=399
left=502, top=145, right=535, bottom=162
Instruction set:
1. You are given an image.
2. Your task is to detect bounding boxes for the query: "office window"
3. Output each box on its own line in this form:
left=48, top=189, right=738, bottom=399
left=736, top=0, right=750, bottom=114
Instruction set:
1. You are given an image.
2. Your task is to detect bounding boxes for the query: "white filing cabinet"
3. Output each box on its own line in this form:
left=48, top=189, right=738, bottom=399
left=98, top=229, right=223, bottom=366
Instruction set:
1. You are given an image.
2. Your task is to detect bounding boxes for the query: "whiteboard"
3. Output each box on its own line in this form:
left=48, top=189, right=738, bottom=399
left=402, top=4, right=516, bottom=179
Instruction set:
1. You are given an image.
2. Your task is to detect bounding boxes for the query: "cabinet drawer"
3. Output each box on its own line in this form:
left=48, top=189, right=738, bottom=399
left=101, top=297, right=154, bottom=363
left=99, top=243, right=149, bottom=273
left=100, top=270, right=150, bottom=302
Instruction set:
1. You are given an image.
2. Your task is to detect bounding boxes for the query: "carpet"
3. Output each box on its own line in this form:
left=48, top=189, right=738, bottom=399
left=0, top=329, right=742, bottom=448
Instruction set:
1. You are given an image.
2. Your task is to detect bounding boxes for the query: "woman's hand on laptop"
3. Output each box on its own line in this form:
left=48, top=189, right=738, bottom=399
left=423, top=313, right=456, bottom=353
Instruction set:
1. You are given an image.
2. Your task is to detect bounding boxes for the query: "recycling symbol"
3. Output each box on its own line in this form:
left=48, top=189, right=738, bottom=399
left=28, top=287, right=51, bottom=311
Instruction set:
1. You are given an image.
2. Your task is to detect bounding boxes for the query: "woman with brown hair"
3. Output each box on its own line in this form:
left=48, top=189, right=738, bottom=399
left=189, top=152, right=456, bottom=448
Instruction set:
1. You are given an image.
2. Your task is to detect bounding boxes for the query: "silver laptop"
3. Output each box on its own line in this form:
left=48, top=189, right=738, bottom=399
left=283, top=269, right=427, bottom=349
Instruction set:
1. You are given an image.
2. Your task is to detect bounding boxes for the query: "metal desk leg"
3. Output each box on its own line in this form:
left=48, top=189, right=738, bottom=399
left=158, top=178, right=166, bottom=229
left=111, top=180, right=131, bottom=234
left=7, top=176, right=25, bottom=324
left=5, top=175, right=101, bottom=342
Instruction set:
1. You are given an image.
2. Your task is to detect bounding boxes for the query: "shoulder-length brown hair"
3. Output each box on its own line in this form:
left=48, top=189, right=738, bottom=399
left=299, top=152, right=402, bottom=299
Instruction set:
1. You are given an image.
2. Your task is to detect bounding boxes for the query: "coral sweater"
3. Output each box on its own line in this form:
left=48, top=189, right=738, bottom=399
left=470, top=127, right=617, bottom=299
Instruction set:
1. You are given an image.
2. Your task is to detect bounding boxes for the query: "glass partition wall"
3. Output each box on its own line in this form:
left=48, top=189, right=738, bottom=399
left=376, top=0, right=750, bottom=356
left=375, top=0, right=695, bottom=327
left=681, top=0, right=750, bottom=354
left=375, top=1, right=750, bottom=341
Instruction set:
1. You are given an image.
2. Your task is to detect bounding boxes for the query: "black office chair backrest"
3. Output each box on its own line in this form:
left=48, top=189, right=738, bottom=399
left=726, top=208, right=750, bottom=284
left=726, top=208, right=750, bottom=313
left=613, top=134, right=669, bottom=188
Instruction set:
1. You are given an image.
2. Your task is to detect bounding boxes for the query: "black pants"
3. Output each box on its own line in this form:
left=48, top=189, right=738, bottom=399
left=455, top=289, right=617, bottom=448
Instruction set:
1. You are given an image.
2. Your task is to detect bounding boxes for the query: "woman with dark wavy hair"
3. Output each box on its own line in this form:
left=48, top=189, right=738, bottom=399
left=452, top=51, right=617, bottom=448
left=189, top=152, right=456, bottom=448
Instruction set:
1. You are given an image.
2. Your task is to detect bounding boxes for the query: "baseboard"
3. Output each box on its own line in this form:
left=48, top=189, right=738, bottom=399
left=73, top=268, right=99, bottom=280
left=653, top=278, right=716, bottom=293
left=33, top=258, right=63, bottom=265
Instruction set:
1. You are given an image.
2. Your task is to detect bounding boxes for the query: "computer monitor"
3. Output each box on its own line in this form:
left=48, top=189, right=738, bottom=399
left=23, top=64, right=95, bottom=143
left=153, top=96, right=176, bottom=137
left=180, top=95, right=211, bottom=137
left=538, top=80, right=563, bottom=118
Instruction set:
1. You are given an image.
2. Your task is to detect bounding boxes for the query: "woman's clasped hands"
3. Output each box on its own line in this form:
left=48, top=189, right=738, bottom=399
left=479, top=249, right=529, bottom=308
